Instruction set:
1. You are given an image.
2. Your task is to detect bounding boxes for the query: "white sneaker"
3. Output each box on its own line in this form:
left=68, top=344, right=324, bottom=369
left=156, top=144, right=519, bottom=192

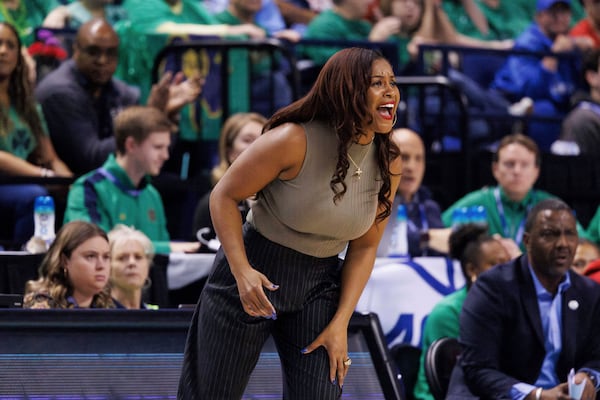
left=508, top=97, right=534, bottom=116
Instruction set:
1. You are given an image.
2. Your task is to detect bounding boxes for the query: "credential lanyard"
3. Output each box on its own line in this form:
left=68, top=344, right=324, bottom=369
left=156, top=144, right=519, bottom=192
left=494, top=187, right=532, bottom=246
left=98, top=167, right=143, bottom=197
left=406, top=203, right=429, bottom=233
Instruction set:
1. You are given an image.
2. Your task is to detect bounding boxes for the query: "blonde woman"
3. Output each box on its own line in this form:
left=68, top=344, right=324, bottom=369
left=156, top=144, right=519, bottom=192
left=108, top=224, right=158, bottom=309
left=192, top=112, right=266, bottom=247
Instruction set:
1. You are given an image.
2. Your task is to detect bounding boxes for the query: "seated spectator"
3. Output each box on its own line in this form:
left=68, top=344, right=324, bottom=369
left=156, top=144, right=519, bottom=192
left=108, top=224, right=158, bottom=309
left=192, top=112, right=265, bottom=249
left=413, top=223, right=510, bottom=400
left=302, top=0, right=402, bottom=65
left=23, top=220, right=115, bottom=309
left=447, top=199, right=600, bottom=400
left=553, top=48, right=600, bottom=155
left=377, top=128, right=449, bottom=257
left=0, top=22, right=72, bottom=248
left=63, top=105, right=200, bottom=254
left=442, top=134, right=584, bottom=253
left=570, top=0, right=600, bottom=48
left=0, top=0, right=67, bottom=45
left=63, top=0, right=129, bottom=29
left=585, top=203, right=600, bottom=246
left=123, top=0, right=266, bottom=38
left=275, top=0, right=330, bottom=35
left=35, top=18, right=203, bottom=174
left=214, top=0, right=299, bottom=116
left=583, top=257, right=600, bottom=283
left=489, top=0, right=592, bottom=151
left=572, top=238, right=600, bottom=275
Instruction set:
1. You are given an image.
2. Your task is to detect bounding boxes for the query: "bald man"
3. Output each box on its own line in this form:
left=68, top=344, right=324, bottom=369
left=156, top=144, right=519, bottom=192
left=35, top=18, right=202, bottom=174
left=377, top=128, right=449, bottom=257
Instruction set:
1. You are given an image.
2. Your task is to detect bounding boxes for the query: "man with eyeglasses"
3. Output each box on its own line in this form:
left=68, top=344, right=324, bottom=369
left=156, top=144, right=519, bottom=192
left=35, top=18, right=203, bottom=175
left=442, top=134, right=586, bottom=254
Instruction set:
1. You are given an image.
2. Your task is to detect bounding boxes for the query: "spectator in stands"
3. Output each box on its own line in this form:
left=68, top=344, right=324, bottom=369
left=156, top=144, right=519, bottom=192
left=442, top=134, right=583, bottom=253
left=63, top=106, right=200, bottom=254
left=583, top=256, right=600, bottom=283
left=0, top=0, right=68, bottom=45
left=585, top=203, right=600, bottom=247
left=554, top=48, right=600, bottom=155
left=23, top=220, right=115, bottom=309
left=0, top=22, right=72, bottom=248
left=302, top=0, right=402, bottom=66
left=377, top=128, right=449, bottom=257
left=274, top=0, right=330, bottom=35
left=572, top=238, right=600, bottom=274
left=204, top=0, right=291, bottom=37
left=570, top=0, right=600, bottom=48
left=447, top=199, right=600, bottom=400
left=489, top=0, right=592, bottom=151
left=214, top=0, right=299, bottom=116
left=35, top=18, right=204, bottom=174
left=108, top=224, right=158, bottom=309
left=62, top=0, right=129, bottom=29
left=192, top=112, right=265, bottom=249
left=123, top=0, right=266, bottom=38
left=413, top=223, right=510, bottom=400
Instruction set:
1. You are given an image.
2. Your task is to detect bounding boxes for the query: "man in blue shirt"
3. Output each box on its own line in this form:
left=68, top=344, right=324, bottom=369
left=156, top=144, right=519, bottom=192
left=447, top=198, right=600, bottom=400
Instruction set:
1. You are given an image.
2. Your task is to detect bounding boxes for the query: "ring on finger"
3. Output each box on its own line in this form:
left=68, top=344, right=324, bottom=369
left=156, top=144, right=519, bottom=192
left=343, top=357, right=352, bottom=367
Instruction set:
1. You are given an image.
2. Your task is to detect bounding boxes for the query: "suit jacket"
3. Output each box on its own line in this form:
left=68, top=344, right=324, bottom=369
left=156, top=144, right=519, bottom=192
left=447, top=255, right=600, bottom=399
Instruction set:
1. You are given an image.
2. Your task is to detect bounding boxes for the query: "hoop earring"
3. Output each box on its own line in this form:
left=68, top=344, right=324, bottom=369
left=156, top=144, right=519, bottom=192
left=143, top=277, right=152, bottom=290
left=392, top=113, right=398, bottom=127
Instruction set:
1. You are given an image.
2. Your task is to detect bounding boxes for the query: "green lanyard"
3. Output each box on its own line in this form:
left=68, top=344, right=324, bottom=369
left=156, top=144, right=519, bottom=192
left=0, top=1, right=31, bottom=42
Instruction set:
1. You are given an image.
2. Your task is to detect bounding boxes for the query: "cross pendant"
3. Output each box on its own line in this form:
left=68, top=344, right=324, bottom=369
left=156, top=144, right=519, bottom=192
left=353, top=168, right=363, bottom=179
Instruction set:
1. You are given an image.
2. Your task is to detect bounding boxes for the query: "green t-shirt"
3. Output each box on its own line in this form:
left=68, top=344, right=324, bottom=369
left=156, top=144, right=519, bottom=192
left=123, top=0, right=217, bottom=33
left=303, top=9, right=373, bottom=65
left=413, top=286, right=466, bottom=400
left=0, top=0, right=61, bottom=45
left=0, top=104, right=48, bottom=160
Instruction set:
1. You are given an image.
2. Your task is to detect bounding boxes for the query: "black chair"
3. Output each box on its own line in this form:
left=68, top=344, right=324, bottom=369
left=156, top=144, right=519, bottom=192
left=424, top=337, right=462, bottom=400
left=389, top=343, right=422, bottom=400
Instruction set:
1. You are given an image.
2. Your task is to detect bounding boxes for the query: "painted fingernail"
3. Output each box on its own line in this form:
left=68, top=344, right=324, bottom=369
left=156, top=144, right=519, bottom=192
left=271, top=312, right=277, bottom=320
left=332, top=378, right=337, bottom=385
left=300, top=348, right=308, bottom=354
left=271, top=284, right=279, bottom=289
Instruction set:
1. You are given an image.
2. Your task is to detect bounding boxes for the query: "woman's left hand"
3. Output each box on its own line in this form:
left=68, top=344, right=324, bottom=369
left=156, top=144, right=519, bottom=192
left=301, top=321, right=349, bottom=388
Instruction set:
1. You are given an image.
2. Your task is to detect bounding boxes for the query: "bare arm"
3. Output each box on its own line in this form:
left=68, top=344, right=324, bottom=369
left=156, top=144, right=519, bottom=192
left=461, top=0, right=490, bottom=37
left=209, top=123, right=306, bottom=317
left=156, top=21, right=266, bottom=39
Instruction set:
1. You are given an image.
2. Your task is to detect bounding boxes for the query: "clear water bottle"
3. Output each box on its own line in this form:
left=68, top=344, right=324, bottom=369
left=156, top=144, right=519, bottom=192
left=388, top=204, right=409, bottom=258
left=34, top=196, right=55, bottom=249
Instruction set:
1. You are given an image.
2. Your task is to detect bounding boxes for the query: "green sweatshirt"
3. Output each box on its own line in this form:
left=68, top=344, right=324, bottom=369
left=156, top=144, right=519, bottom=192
left=64, top=154, right=171, bottom=254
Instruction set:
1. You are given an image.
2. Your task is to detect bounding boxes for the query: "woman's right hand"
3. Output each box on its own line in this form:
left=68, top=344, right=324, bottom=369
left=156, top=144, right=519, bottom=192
left=234, top=266, right=279, bottom=319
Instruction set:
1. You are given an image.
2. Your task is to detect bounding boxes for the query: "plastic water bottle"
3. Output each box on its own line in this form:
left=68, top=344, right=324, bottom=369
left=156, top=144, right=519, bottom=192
left=469, top=205, right=488, bottom=228
left=34, top=196, right=55, bottom=249
left=388, top=204, right=409, bottom=258
left=451, top=206, right=470, bottom=229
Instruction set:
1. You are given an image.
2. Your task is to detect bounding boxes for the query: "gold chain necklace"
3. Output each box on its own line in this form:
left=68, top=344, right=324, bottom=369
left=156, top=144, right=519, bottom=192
left=347, top=139, right=373, bottom=179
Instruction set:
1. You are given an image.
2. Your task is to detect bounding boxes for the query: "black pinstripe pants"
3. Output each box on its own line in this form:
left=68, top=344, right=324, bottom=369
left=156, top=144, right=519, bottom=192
left=177, top=224, right=343, bottom=400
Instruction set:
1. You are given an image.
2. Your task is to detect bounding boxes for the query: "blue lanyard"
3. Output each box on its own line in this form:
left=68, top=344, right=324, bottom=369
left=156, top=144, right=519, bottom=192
left=98, top=167, right=144, bottom=197
left=493, top=187, right=533, bottom=246
left=405, top=202, right=429, bottom=233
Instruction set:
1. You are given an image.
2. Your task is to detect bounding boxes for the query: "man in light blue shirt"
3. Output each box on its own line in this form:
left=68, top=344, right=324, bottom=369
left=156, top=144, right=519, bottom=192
left=447, top=198, right=600, bottom=399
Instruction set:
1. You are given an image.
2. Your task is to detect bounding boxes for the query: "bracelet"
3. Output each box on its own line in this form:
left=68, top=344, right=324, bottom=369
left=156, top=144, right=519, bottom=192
left=40, top=167, right=55, bottom=178
left=535, top=387, right=542, bottom=400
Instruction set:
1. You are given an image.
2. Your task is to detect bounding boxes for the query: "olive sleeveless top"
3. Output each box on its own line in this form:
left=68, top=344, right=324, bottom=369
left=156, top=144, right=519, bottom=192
left=247, top=120, right=382, bottom=257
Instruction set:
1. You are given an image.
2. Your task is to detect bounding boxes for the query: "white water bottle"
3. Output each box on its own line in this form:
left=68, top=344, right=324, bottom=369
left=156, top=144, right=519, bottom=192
left=34, top=196, right=55, bottom=249
left=388, top=204, right=409, bottom=258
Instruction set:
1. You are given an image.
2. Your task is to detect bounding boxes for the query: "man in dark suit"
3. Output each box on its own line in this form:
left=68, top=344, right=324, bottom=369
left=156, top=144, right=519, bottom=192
left=447, top=198, right=600, bottom=400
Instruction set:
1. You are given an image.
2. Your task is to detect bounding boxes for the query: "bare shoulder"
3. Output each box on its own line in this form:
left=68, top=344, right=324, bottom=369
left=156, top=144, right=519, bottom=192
left=261, top=122, right=307, bottom=149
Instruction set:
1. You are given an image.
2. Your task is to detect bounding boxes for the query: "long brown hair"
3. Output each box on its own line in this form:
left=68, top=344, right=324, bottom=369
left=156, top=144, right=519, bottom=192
left=0, top=23, right=45, bottom=150
left=25, top=221, right=114, bottom=309
left=264, top=47, right=400, bottom=221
